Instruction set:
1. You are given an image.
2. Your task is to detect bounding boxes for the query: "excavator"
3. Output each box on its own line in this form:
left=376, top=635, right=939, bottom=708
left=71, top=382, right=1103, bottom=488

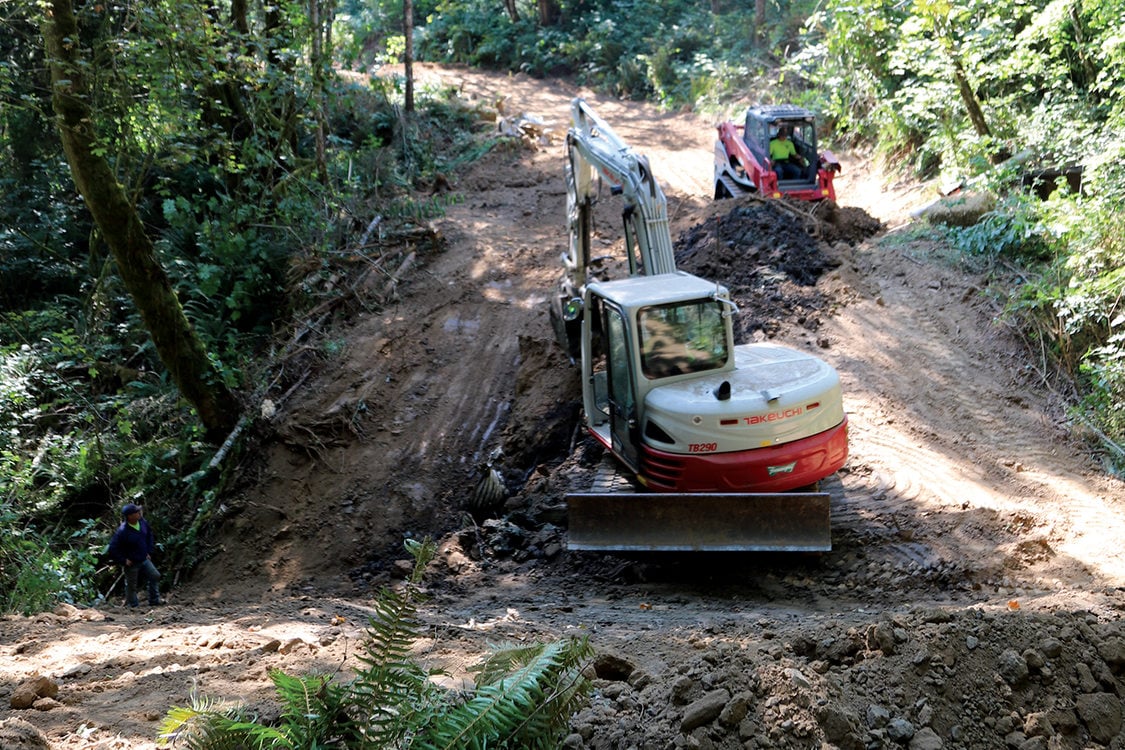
left=550, top=99, right=849, bottom=552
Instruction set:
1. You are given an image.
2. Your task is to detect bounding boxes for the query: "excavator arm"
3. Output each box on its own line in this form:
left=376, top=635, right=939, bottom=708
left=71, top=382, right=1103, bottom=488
left=564, top=99, right=677, bottom=289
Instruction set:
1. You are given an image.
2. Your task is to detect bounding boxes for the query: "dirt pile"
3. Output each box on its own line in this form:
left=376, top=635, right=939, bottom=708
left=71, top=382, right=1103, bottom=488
left=674, top=197, right=882, bottom=340
left=566, top=606, right=1125, bottom=749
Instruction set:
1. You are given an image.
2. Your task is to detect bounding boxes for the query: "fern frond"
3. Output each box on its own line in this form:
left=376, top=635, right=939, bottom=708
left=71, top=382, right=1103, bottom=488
left=348, top=537, right=446, bottom=746
left=157, top=696, right=288, bottom=750
left=416, top=637, right=593, bottom=750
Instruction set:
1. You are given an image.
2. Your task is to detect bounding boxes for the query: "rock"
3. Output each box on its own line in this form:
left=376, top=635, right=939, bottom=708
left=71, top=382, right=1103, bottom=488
left=718, top=692, right=750, bottom=727
left=785, top=667, right=810, bottom=690
left=671, top=675, right=696, bottom=705
left=1038, top=637, right=1063, bottom=658
left=31, top=697, right=61, bottom=711
left=8, top=676, right=58, bottom=710
left=1022, top=711, right=1054, bottom=738
left=908, top=726, right=943, bottom=749
left=1075, top=692, right=1122, bottom=744
left=1074, top=662, right=1098, bottom=693
left=1022, top=648, right=1046, bottom=670
left=867, top=704, right=891, bottom=729
left=997, top=649, right=1029, bottom=685
left=60, top=662, right=92, bottom=678
left=917, top=191, right=996, bottom=227
left=439, top=539, right=473, bottom=573
left=866, top=622, right=896, bottom=654
left=627, top=669, right=653, bottom=691
left=52, top=603, right=79, bottom=619
left=0, top=718, right=51, bottom=750
left=920, top=608, right=952, bottom=624
left=1096, top=637, right=1125, bottom=669
left=818, top=705, right=859, bottom=743
left=887, top=717, right=915, bottom=743
left=1045, top=707, right=1078, bottom=734
left=680, top=689, right=730, bottom=732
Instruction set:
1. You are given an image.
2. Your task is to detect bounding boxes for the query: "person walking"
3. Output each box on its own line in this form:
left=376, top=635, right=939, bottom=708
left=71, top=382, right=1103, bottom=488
left=107, top=503, right=163, bottom=608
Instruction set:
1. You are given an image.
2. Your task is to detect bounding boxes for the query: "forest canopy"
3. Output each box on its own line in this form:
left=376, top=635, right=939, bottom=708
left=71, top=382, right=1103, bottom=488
left=2, top=0, right=1123, bottom=613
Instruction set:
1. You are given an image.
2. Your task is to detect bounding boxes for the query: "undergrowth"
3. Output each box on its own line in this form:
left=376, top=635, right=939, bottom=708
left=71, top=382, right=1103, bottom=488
left=0, top=78, right=499, bottom=614
left=157, top=539, right=593, bottom=749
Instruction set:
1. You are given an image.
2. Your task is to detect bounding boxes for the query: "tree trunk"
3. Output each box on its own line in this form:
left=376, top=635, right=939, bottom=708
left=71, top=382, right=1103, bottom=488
left=311, top=0, right=328, bottom=182
left=538, top=0, right=560, bottom=26
left=403, top=0, right=415, bottom=113
left=754, top=0, right=766, bottom=46
left=502, top=0, right=519, bottom=23
left=42, top=0, right=241, bottom=443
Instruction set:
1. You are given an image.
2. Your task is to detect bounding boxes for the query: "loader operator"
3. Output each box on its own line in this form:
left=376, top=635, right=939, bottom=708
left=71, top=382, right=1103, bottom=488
left=769, top=128, right=805, bottom=180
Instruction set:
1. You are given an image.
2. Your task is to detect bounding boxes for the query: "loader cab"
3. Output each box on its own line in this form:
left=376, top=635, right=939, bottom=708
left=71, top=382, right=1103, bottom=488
left=747, top=106, right=818, bottom=183
left=581, top=272, right=737, bottom=474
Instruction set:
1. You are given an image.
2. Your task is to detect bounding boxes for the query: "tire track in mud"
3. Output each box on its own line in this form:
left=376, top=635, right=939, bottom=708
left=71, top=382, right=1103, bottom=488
left=816, top=240, right=1125, bottom=595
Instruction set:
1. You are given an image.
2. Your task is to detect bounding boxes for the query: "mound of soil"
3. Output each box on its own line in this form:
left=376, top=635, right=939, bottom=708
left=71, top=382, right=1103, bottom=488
left=674, top=197, right=882, bottom=339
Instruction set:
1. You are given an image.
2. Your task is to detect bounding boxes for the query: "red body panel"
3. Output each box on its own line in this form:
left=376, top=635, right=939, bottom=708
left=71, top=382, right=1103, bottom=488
left=637, top=417, right=848, bottom=493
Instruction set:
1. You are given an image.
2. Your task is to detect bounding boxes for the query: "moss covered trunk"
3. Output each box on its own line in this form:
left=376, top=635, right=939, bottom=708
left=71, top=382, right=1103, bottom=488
left=42, top=0, right=240, bottom=443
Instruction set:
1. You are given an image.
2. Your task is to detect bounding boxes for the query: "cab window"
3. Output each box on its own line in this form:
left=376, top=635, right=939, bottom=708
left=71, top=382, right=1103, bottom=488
left=637, top=300, right=727, bottom=379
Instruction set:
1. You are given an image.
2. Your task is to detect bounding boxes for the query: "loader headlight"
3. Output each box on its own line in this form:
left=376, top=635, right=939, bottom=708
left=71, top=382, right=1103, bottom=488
left=562, top=298, right=583, bottom=321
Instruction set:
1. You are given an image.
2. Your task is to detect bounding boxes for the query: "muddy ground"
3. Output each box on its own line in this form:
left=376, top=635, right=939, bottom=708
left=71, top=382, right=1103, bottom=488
left=3, top=65, right=1125, bottom=750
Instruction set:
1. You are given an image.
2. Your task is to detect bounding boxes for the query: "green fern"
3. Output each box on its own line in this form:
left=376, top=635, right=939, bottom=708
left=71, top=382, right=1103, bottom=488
left=416, top=638, right=594, bottom=750
left=157, top=538, right=592, bottom=749
left=157, top=694, right=284, bottom=749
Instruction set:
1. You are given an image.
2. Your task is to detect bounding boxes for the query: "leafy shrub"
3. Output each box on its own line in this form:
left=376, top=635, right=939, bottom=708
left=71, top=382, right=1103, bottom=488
left=942, top=194, right=1053, bottom=265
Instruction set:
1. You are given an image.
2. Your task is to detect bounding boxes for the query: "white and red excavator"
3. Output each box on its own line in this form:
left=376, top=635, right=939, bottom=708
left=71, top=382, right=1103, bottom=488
left=550, top=99, right=848, bottom=552
left=714, top=104, right=840, bottom=201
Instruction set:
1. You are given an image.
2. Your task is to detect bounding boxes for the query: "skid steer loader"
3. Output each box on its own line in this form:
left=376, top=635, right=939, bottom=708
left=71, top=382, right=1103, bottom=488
left=714, top=104, right=840, bottom=201
left=550, top=99, right=848, bottom=552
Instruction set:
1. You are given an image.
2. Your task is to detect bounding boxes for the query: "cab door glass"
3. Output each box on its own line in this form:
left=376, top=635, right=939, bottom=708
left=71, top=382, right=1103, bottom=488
left=606, top=306, right=634, bottom=418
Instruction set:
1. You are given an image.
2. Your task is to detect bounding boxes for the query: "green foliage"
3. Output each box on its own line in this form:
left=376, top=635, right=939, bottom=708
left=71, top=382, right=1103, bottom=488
left=0, top=510, right=104, bottom=615
left=942, top=194, right=1054, bottom=265
left=970, top=139, right=1125, bottom=469
left=418, top=0, right=737, bottom=103
left=158, top=539, right=593, bottom=749
left=1, top=0, right=509, bottom=617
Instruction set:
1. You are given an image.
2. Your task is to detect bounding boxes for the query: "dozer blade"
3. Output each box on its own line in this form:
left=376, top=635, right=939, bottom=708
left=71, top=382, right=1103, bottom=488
left=566, top=492, right=831, bottom=552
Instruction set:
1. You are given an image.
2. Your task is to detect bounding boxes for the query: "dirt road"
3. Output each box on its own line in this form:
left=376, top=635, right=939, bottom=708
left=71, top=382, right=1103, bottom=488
left=3, top=65, right=1125, bottom=750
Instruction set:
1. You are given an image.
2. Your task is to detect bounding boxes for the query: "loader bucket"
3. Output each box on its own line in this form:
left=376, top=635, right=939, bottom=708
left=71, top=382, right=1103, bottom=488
left=566, top=492, right=831, bottom=552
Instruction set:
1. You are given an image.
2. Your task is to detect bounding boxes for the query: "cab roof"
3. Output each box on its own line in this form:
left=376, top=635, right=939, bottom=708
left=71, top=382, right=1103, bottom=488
left=587, top=271, right=729, bottom=310
left=746, top=104, right=817, bottom=124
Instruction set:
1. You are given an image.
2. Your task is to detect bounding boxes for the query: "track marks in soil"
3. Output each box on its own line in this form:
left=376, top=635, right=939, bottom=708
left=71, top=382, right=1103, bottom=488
left=814, top=236, right=1125, bottom=596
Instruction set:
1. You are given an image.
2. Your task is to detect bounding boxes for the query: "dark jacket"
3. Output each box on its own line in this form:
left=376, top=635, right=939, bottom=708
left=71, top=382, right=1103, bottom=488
left=107, top=518, right=156, bottom=566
